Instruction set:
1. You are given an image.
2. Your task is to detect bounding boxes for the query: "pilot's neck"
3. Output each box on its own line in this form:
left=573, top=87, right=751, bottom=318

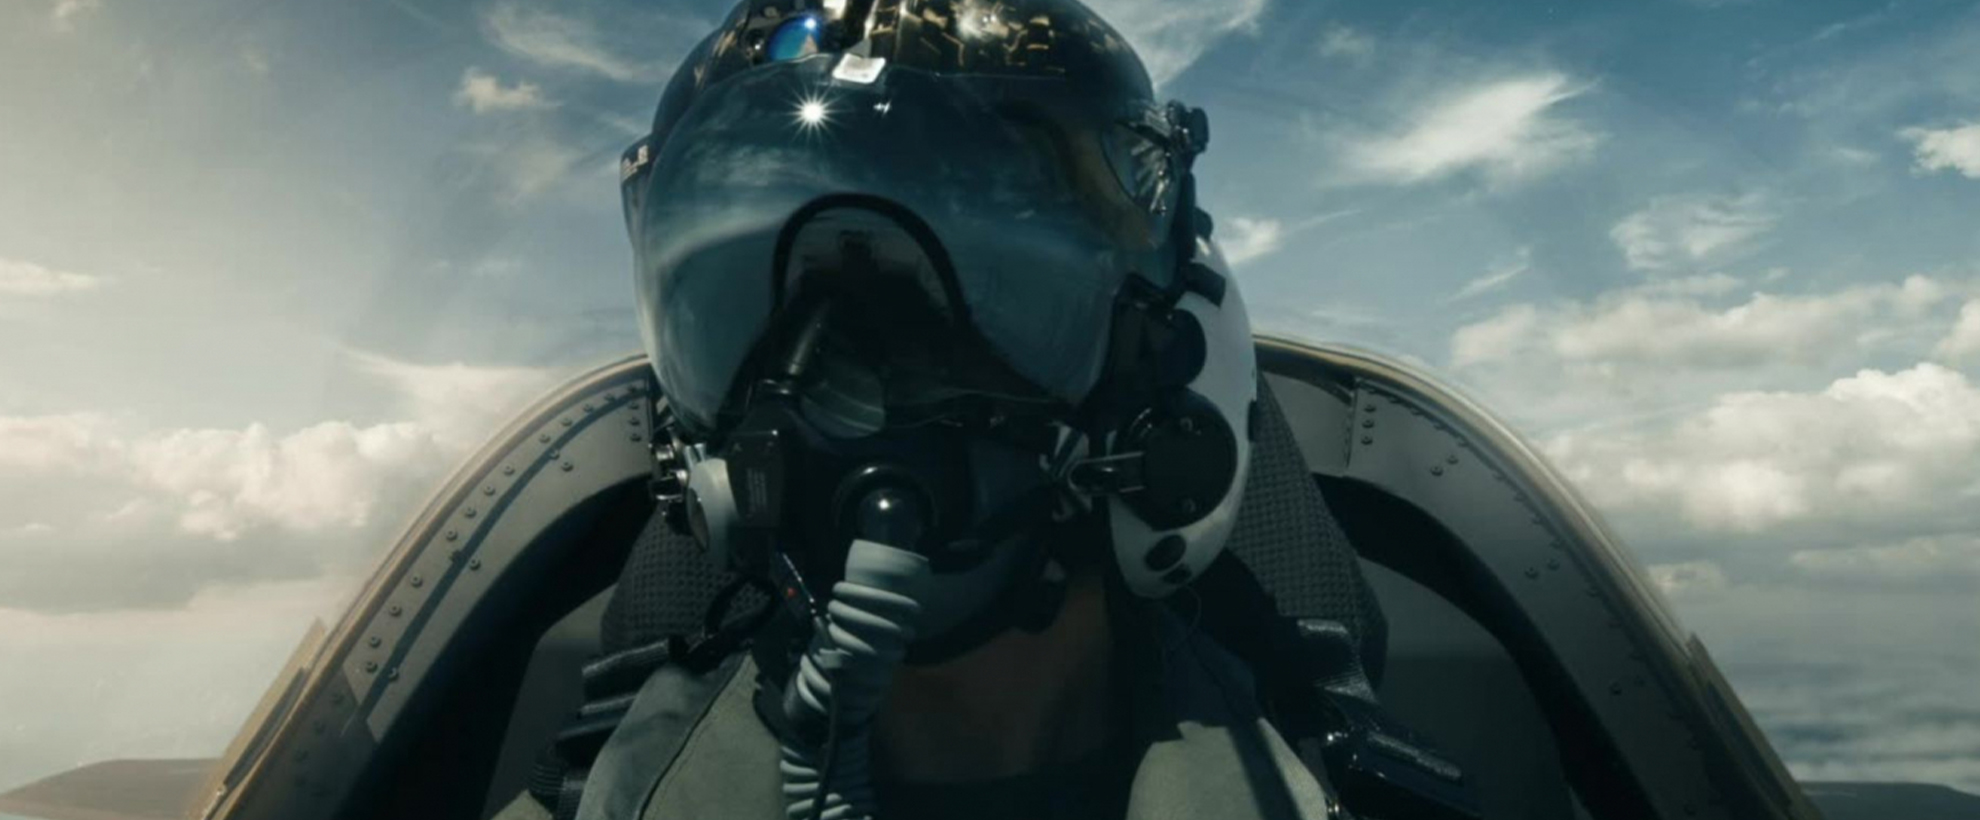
left=874, top=571, right=1119, bottom=783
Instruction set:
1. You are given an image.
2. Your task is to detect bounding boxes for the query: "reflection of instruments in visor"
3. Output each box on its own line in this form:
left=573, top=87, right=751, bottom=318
left=620, top=0, right=1213, bottom=437
left=770, top=199, right=1058, bottom=437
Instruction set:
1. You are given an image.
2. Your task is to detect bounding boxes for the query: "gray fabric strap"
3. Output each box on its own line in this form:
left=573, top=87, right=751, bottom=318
left=490, top=792, right=555, bottom=820
left=641, top=657, right=784, bottom=819
left=1125, top=614, right=1334, bottom=820
left=575, top=652, right=747, bottom=820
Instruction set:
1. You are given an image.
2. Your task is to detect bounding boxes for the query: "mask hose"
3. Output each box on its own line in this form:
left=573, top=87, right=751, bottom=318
left=779, top=537, right=931, bottom=820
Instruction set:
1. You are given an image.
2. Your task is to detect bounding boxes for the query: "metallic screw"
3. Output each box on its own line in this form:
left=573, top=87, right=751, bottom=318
left=561, top=418, right=574, bottom=427
left=1430, top=465, right=1444, bottom=476
left=631, top=433, right=644, bottom=443
left=409, top=575, right=423, bottom=589
left=562, top=461, right=574, bottom=472
left=604, top=392, right=618, bottom=401
left=367, top=636, right=381, bottom=648
left=483, top=485, right=496, bottom=496
left=464, top=507, right=477, bottom=519
left=503, top=465, right=516, bottom=476
left=1547, top=558, right=1560, bottom=571
left=583, top=403, right=594, bottom=412
left=363, top=661, right=378, bottom=673
left=629, top=416, right=640, bottom=426
left=1363, top=403, right=1375, bottom=412
left=444, top=530, right=458, bottom=542
left=388, top=604, right=402, bottom=617
left=547, top=450, right=560, bottom=460
left=539, top=434, right=551, bottom=443
left=1360, top=436, right=1373, bottom=445
left=1447, top=454, right=1459, bottom=465
left=469, top=558, right=482, bottom=571
left=386, top=668, right=399, bottom=681
left=1524, top=567, right=1539, bottom=579
left=1361, top=419, right=1375, bottom=429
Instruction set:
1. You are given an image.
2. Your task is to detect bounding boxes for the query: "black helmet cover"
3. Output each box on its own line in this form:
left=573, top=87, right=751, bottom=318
left=620, top=0, right=1203, bottom=437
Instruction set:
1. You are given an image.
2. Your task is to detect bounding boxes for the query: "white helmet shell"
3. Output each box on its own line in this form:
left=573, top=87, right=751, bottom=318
left=1108, top=246, right=1257, bottom=597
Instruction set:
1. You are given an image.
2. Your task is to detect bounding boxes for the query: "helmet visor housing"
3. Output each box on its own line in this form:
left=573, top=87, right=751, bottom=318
left=622, top=0, right=1190, bottom=436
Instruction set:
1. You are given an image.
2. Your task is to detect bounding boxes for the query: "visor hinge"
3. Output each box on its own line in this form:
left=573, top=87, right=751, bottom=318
left=1065, top=451, right=1146, bottom=497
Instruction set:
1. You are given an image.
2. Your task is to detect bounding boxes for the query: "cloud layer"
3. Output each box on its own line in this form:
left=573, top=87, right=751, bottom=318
left=1610, top=193, right=1777, bottom=272
left=1083, top=0, right=1269, bottom=87
left=1546, top=362, right=1980, bottom=533
left=455, top=68, right=553, bottom=114
left=0, top=354, right=555, bottom=612
left=0, top=257, right=103, bottom=296
left=1903, top=122, right=1980, bottom=179
left=1338, top=73, right=1600, bottom=188
left=1453, top=276, right=1955, bottom=371
left=482, top=2, right=664, bottom=83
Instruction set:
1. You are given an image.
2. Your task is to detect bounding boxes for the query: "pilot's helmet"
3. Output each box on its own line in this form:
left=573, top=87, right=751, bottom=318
left=619, top=0, right=1257, bottom=603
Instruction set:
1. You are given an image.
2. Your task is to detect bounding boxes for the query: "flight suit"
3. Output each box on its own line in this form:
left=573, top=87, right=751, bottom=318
left=494, top=608, right=1337, bottom=820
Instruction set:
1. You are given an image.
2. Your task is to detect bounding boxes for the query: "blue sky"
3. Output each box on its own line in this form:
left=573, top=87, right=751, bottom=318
left=3, top=0, right=1980, bottom=797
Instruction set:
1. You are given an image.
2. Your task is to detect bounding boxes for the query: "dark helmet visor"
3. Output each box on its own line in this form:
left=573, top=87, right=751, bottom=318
left=622, top=1, right=1189, bottom=435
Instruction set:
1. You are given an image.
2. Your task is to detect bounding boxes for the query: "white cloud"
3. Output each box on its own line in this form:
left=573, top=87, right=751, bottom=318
left=0, top=258, right=104, bottom=296
left=457, top=132, right=589, bottom=203
left=454, top=68, right=552, bottom=114
left=1935, top=300, right=1980, bottom=363
left=1791, top=534, right=1980, bottom=582
left=1450, top=303, right=1540, bottom=367
left=482, top=2, right=662, bottom=83
left=1213, top=210, right=1355, bottom=268
left=1545, top=363, right=1980, bottom=532
left=1083, top=0, right=1269, bottom=87
left=1825, top=146, right=1880, bottom=166
left=133, top=421, right=443, bottom=540
left=0, top=353, right=550, bottom=549
left=347, top=351, right=555, bottom=449
left=0, top=412, right=445, bottom=542
left=1220, top=217, right=1284, bottom=266
left=1316, top=24, right=1375, bottom=63
left=1339, top=73, right=1600, bottom=187
left=1901, top=122, right=1980, bottom=179
left=1452, top=276, right=1953, bottom=370
left=0, top=413, right=118, bottom=473
left=1649, top=560, right=1730, bottom=597
left=50, top=0, right=100, bottom=32
left=1611, top=192, right=1777, bottom=272
left=1450, top=247, right=1531, bottom=302
left=1635, top=272, right=1745, bottom=297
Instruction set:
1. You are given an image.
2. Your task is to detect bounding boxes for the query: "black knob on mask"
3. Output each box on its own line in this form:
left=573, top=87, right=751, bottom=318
left=848, top=483, right=931, bottom=550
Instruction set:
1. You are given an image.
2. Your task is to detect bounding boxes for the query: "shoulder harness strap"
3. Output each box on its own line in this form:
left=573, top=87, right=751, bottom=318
left=1185, top=552, right=1484, bottom=820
